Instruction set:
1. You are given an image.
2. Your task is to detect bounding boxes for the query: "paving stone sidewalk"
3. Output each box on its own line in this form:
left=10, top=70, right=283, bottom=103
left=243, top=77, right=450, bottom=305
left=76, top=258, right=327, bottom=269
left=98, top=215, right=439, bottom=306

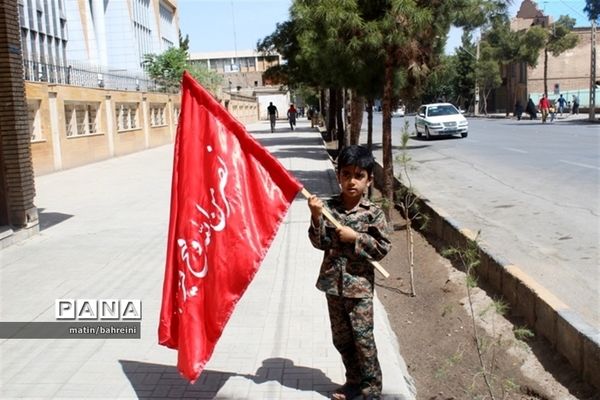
left=0, top=118, right=415, bottom=399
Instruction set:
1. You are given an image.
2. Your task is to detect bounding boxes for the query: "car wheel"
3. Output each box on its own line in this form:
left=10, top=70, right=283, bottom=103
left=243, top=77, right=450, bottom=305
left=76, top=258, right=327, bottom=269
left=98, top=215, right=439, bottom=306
left=415, top=124, right=421, bottom=137
left=425, top=127, right=431, bottom=140
left=461, top=132, right=468, bottom=138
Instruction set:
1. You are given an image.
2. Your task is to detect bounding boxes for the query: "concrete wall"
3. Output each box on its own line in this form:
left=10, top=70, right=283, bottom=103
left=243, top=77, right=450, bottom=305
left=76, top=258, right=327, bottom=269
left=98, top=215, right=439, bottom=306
left=26, top=81, right=259, bottom=176
left=224, top=94, right=260, bottom=124
left=257, top=93, right=291, bottom=120
left=27, top=82, right=180, bottom=175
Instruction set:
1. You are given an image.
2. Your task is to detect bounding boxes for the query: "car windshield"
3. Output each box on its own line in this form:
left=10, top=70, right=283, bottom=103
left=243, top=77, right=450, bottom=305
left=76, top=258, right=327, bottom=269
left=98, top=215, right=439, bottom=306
left=427, top=105, right=458, bottom=117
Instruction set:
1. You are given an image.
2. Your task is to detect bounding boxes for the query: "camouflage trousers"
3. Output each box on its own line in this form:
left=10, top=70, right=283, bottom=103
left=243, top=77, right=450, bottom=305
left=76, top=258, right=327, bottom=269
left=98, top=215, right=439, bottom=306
left=326, top=294, right=382, bottom=395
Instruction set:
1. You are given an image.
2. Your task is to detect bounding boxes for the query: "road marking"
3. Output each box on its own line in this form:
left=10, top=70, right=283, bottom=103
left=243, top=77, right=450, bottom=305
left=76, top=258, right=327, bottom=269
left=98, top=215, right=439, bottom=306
left=503, top=147, right=528, bottom=154
left=559, top=159, right=600, bottom=170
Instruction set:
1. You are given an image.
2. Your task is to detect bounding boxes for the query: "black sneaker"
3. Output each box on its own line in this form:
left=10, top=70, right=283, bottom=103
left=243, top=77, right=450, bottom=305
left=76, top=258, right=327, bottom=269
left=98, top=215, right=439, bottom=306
left=331, top=383, right=361, bottom=400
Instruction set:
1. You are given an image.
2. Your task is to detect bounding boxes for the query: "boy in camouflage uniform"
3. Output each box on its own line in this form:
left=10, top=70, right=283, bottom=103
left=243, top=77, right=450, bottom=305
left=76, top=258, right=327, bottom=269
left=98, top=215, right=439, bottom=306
left=308, top=145, right=391, bottom=400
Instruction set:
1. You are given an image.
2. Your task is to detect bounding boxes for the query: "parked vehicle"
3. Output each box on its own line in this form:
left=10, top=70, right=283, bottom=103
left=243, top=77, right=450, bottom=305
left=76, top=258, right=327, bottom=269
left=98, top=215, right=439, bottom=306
left=392, top=105, right=405, bottom=117
left=415, top=103, right=468, bottom=139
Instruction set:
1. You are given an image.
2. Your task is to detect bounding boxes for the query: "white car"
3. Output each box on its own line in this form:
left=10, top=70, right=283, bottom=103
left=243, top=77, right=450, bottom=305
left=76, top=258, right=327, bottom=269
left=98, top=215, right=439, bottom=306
left=415, top=103, right=468, bottom=139
left=392, top=106, right=405, bottom=117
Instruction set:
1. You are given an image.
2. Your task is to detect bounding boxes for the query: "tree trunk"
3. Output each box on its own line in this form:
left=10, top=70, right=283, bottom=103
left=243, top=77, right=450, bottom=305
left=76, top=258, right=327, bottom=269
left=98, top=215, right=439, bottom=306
left=327, top=87, right=337, bottom=141
left=367, top=97, right=374, bottom=151
left=336, top=88, right=346, bottom=153
left=350, top=90, right=364, bottom=145
left=320, top=89, right=326, bottom=126
left=543, top=46, right=549, bottom=96
left=483, top=89, right=489, bottom=115
left=505, top=64, right=515, bottom=117
left=382, top=59, right=395, bottom=220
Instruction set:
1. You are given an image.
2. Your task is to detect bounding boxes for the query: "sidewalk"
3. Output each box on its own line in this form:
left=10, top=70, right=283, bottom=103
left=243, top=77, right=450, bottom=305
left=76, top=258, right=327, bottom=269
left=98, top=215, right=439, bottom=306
left=0, top=118, right=416, bottom=399
left=466, top=112, right=596, bottom=123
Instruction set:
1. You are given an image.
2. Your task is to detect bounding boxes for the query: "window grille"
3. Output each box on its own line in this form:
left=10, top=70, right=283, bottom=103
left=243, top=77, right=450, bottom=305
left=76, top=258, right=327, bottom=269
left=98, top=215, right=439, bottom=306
left=116, top=103, right=139, bottom=131
left=28, top=100, right=43, bottom=141
left=64, top=102, right=100, bottom=136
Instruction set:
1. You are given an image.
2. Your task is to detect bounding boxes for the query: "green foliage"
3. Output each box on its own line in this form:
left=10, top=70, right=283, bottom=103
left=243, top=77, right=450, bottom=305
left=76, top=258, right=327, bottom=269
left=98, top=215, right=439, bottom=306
left=295, top=85, right=320, bottom=106
left=434, top=347, right=464, bottom=379
left=421, top=54, right=460, bottom=104
left=485, top=17, right=546, bottom=68
left=475, top=42, right=502, bottom=91
left=143, top=47, right=222, bottom=94
left=178, top=31, right=190, bottom=53
left=547, top=16, right=580, bottom=57
left=492, top=299, right=509, bottom=316
left=503, top=378, right=520, bottom=393
left=143, top=47, right=188, bottom=92
left=513, top=326, right=535, bottom=341
left=584, top=0, right=600, bottom=21
left=187, top=64, right=223, bottom=94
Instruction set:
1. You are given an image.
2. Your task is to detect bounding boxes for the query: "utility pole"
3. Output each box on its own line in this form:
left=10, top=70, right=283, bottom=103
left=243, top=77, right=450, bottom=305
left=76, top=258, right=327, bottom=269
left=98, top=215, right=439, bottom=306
left=590, top=20, right=596, bottom=121
left=474, top=39, right=480, bottom=115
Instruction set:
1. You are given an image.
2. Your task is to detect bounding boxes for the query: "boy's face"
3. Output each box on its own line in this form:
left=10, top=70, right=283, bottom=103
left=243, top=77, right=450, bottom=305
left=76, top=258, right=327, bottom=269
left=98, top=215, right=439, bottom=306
left=338, top=165, right=372, bottom=201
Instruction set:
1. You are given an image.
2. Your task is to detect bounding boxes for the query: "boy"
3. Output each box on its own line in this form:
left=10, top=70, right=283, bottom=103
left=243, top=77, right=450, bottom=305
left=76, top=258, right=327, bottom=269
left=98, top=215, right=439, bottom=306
left=307, top=145, right=391, bottom=400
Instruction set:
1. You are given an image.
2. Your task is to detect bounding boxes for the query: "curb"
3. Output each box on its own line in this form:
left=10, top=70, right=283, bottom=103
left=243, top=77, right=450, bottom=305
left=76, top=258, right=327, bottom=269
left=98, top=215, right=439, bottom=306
left=368, top=162, right=600, bottom=392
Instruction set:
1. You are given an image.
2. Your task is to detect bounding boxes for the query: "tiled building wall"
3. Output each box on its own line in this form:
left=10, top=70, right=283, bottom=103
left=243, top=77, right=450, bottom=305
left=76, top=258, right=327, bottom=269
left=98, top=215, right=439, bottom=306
left=26, top=81, right=259, bottom=176
left=27, top=81, right=180, bottom=175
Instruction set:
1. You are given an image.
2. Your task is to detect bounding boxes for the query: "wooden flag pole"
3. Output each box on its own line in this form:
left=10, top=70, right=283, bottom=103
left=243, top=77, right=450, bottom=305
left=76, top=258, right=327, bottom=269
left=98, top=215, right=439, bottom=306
left=301, top=188, right=390, bottom=279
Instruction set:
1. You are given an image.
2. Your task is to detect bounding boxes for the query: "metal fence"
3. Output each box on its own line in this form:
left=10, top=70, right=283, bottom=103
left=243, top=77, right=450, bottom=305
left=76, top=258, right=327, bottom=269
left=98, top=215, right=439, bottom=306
left=22, top=59, right=174, bottom=93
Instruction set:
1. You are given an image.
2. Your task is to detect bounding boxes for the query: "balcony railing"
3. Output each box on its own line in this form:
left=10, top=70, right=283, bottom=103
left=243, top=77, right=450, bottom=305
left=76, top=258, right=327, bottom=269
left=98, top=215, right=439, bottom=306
left=22, top=59, right=175, bottom=93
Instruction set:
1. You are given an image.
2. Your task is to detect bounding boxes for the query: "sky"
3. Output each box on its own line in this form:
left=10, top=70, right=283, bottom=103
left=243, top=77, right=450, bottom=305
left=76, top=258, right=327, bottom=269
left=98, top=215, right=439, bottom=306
left=177, top=0, right=591, bottom=55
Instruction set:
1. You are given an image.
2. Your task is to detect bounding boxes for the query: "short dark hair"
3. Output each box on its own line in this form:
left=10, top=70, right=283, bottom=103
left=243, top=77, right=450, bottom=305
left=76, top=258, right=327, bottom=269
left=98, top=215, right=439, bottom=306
left=337, top=145, right=375, bottom=175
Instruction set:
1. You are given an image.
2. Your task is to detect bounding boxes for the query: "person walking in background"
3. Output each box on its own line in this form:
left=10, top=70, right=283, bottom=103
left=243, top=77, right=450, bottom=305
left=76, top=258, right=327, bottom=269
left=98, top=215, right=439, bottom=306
left=267, top=102, right=278, bottom=133
left=572, top=94, right=580, bottom=114
left=557, top=94, right=567, bottom=116
left=287, top=103, right=298, bottom=131
left=307, top=107, right=316, bottom=128
left=538, top=94, right=550, bottom=123
left=526, top=97, right=537, bottom=120
left=549, top=100, right=556, bottom=123
left=514, top=100, right=524, bottom=121
left=308, top=145, right=391, bottom=400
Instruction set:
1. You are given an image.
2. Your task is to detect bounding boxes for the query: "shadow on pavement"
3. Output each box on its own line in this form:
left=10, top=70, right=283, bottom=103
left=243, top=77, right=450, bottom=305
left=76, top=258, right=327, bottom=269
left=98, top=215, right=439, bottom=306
left=119, top=358, right=338, bottom=399
left=290, top=169, right=339, bottom=198
left=37, top=208, right=73, bottom=231
left=270, top=146, right=332, bottom=161
left=253, top=135, right=321, bottom=147
left=369, top=142, right=433, bottom=149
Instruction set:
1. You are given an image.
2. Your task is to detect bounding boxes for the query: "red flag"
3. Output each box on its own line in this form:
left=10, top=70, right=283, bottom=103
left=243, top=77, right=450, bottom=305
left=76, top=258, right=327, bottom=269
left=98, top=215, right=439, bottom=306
left=159, top=71, right=302, bottom=382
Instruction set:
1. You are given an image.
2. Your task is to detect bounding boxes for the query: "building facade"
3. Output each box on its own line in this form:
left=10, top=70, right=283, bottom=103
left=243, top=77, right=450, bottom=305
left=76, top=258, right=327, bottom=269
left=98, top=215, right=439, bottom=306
left=489, top=0, right=598, bottom=113
left=18, top=0, right=179, bottom=81
left=189, top=50, right=282, bottom=92
left=189, top=50, right=290, bottom=119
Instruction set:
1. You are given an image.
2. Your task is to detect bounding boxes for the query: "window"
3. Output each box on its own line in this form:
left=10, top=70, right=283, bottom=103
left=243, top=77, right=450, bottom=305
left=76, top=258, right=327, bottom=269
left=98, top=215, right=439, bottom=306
left=64, top=102, right=99, bottom=136
left=172, top=105, right=180, bottom=125
left=28, top=100, right=43, bottom=141
left=150, top=103, right=166, bottom=127
left=116, top=103, right=139, bottom=131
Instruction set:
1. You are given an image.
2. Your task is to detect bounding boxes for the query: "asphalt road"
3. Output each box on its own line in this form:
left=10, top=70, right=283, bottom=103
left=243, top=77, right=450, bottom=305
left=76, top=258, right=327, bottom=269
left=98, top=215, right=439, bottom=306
left=361, top=113, right=599, bottom=329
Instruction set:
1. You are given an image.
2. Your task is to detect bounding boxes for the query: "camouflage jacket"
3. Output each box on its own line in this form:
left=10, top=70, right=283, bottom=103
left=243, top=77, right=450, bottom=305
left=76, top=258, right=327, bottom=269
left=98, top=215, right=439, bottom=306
left=308, top=195, right=391, bottom=298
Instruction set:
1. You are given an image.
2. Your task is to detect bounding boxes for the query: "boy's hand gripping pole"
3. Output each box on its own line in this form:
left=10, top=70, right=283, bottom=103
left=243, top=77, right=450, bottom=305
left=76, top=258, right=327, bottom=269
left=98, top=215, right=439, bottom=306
left=301, top=188, right=390, bottom=279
